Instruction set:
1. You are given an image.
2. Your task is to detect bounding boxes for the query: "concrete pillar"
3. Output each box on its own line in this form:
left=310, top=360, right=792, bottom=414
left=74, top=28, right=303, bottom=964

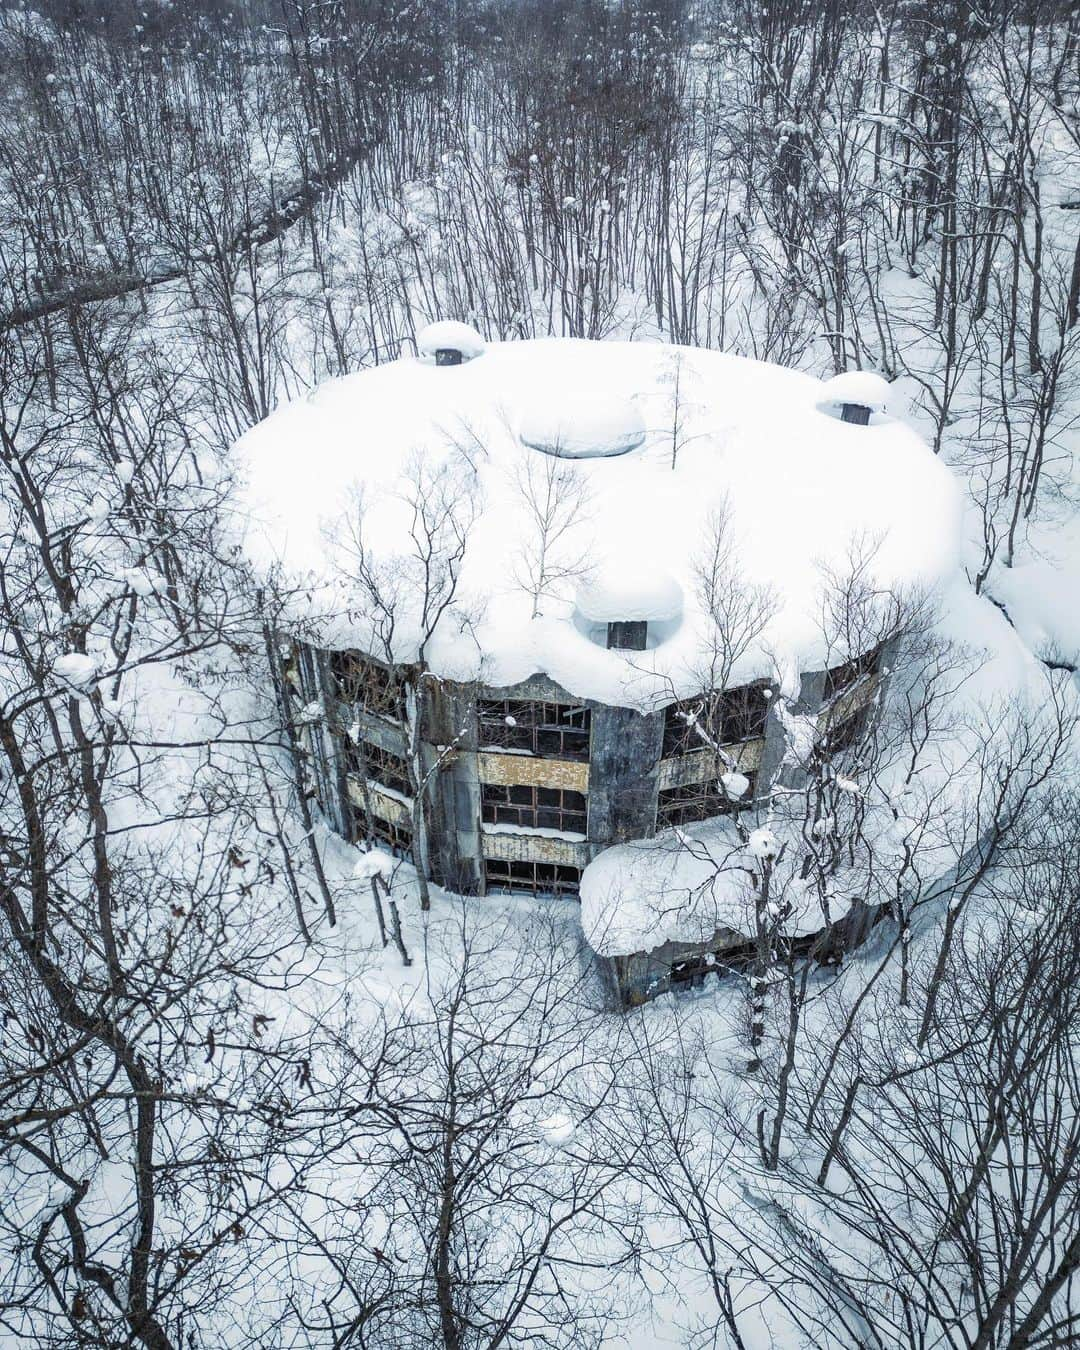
left=586, top=705, right=665, bottom=849
left=420, top=678, right=483, bottom=894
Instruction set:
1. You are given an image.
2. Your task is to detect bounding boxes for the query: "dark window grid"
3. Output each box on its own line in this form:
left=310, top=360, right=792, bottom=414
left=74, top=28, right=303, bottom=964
left=478, top=699, right=591, bottom=760
left=346, top=739, right=413, bottom=799
left=483, top=858, right=581, bottom=898
left=480, top=784, right=587, bottom=834
left=822, top=645, right=883, bottom=704
left=329, top=650, right=403, bottom=721
left=656, top=773, right=756, bottom=830
left=351, top=805, right=413, bottom=857
left=819, top=706, right=869, bottom=759
left=662, top=683, right=768, bottom=758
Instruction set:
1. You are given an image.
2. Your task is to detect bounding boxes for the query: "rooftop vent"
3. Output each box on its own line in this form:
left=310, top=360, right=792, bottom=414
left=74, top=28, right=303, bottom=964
left=818, top=370, right=891, bottom=425
left=416, top=320, right=486, bottom=367
left=576, top=564, right=683, bottom=651
left=519, top=391, right=646, bottom=460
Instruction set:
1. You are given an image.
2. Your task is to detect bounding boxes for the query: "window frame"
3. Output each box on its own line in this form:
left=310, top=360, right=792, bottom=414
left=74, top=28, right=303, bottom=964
left=656, top=771, right=756, bottom=829
left=483, top=858, right=582, bottom=898
left=661, top=682, right=769, bottom=759
left=480, top=783, right=588, bottom=834
left=477, top=698, right=592, bottom=761
left=347, top=738, right=413, bottom=799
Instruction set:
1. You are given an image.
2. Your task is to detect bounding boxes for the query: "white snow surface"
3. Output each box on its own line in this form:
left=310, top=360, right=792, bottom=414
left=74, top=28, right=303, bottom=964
left=580, top=819, right=829, bottom=956
left=575, top=561, right=683, bottom=623
left=415, top=319, right=486, bottom=363
left=518, top=387, right=647, bottom=458
left=233, top=338, right=964, bottom=709
left=52, top=653, right=99, bottom=689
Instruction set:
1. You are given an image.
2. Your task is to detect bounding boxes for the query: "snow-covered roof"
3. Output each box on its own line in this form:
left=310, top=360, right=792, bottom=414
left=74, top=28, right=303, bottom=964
left=233, top=337, right=964, bottom=709
left=579, top=818, right=827, bottom=956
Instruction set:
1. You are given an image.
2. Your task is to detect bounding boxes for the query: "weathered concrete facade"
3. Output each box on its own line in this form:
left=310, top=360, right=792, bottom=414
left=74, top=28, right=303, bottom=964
left=292, top=643, right=888, bottom=1004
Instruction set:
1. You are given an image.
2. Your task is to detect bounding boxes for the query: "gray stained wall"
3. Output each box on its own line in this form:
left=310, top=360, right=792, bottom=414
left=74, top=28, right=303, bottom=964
left=292, top=644, right=891, bottom=1004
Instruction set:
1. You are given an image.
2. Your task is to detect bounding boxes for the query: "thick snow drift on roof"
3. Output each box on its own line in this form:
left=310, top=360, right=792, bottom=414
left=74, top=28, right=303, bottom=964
left=580, top=818, right=852, bottom=956
left=575, top=563, right=683, bottom=624
left=818, top=369, right=891, bottom=412
left=518, top=389, right=646, bottom=458
left=232, top=338, right=964, bottom=709
left=416, top=320, right=486, bottom=364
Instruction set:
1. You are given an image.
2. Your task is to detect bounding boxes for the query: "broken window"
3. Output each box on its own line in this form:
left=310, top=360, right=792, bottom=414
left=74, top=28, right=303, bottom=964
left=656, top=771, right=755, bottom=829
left=352, top=806, right=413, bottom=857
left=822, top=644, right=883, bottom=703
left=483, top=859, right=582, bottom=898
left=818, top=705, right=870, bottom=759
left=329, top=650, right=404, bottom=721
left=661, top=682, right=769, bottom=758
left=477, top=698, right=591, bottom=760
left=347, top=739, right=412, bottom=798
left=480, top=783, right=587, bottom=834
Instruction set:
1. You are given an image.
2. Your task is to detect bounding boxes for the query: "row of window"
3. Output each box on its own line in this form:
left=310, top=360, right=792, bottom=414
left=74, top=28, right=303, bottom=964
left=483, top=859, right=582, bottom=898
left=661, top=682, right=769, bottom=758
left=480, top=783, right=588, bottom=834
left=478, top=698, right=592, bottom=759
left=347, top=739, right=413, bottom=798
left=348, top=803, right=581, bottom=898
left=656, top=771, right=757, bottom=829
left=328, top=647, right=881, bottom=759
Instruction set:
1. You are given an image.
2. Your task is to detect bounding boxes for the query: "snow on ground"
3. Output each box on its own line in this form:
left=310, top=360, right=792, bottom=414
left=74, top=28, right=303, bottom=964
left=232, top=337, right=964, bottom=709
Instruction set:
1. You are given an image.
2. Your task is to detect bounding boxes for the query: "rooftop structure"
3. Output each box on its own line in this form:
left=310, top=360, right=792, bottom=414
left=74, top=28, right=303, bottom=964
left=235, top=333, right=970, bottom=1002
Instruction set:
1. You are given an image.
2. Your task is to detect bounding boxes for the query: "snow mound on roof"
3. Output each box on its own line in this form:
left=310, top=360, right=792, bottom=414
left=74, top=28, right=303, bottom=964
left=818, top=369, right=891, bottom=412
left=580, top=819, right=847, bottom=956
left=576, top=563, right=683, bottom=624
left=518, top=389, right=646, bottom=459
left=416, top=319, right=486, bottom=364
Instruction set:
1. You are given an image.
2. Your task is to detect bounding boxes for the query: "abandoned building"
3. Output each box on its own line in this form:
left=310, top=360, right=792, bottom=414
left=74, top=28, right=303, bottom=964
left=236, top=324, right=964, bottom=1003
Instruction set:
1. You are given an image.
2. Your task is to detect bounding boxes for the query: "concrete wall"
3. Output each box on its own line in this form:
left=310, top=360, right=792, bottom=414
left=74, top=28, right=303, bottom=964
left=294, top=641, right=896, bottom=1007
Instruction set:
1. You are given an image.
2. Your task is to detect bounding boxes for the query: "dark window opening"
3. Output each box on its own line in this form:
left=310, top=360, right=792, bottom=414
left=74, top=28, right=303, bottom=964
left=819, top=707, right=869, bottom=759
left=329, top=650, right=403, bottom=721
left=841, top=402, right=871, bottom=425
left=481, top=783, right=587, bottom=834
left=483, top=859, right=581, bottom=897
left=656, top=771, right=755, bottom=829
left=607, top=620, right=647, bottom=651
left=478, top=698, right=591, bottom=760
left=348, top=739, right=413, bottom=798
left=435, top=348, right=463, bottom=366
left=823, top=645, right=883, bottom=703
left=671, top=944, right=756, bottom=989
left=661, top=682, right=768, bottom=758
left=351, top=806, right=412, bottom=858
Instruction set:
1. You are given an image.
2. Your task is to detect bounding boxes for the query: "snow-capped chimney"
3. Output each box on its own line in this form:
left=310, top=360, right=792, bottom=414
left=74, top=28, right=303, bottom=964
left=416, top=319, right=486, bottom=367
left=818, top=370, right=891, bottom=427
left=576, top=565, right=683, bottom=653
